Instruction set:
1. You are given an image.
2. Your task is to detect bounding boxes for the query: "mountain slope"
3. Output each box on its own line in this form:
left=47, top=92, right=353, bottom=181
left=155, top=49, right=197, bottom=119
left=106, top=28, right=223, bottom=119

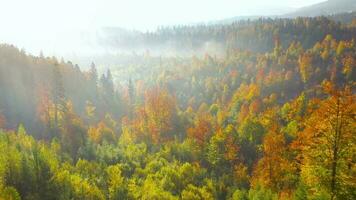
left=286, top=0, right=356, bottom=17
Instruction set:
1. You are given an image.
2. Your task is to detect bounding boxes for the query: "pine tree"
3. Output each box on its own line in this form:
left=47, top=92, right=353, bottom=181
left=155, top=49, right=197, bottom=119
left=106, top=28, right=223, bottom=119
left=128, top=78, right=135, bottom=119
left=52, top=64, right=66, bottom=137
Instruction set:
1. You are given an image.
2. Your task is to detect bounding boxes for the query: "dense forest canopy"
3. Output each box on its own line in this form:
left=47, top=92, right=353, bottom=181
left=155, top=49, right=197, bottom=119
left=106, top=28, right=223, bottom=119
left=0, top=14, right=355, bottom=200
left=98, top=15, right=356, bottom=54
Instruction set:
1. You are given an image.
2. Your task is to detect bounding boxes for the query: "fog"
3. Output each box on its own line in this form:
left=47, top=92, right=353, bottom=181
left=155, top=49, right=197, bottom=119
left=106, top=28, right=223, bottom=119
left=0, top=0, right=326, bottom=67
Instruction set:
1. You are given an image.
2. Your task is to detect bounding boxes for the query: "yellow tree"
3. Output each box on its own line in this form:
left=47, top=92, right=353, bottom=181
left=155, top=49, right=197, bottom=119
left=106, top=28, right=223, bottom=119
left=299, top=82, right=355, bottom=199
left=252, top=124, right=293, bottom=193
left=88, top=121, right=116, bottom=144
left=298, top=53, right=313, bottom=83
left=143, top=87, right=176, bottom=144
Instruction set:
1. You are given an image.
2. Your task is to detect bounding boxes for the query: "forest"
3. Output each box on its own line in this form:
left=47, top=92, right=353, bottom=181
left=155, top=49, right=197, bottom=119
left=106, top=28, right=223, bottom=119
left=0, top=15, right=355, bottom=200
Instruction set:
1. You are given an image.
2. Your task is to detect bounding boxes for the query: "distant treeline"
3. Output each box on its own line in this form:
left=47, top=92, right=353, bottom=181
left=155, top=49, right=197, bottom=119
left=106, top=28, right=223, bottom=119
left=100, top=14, right=356, bottom=53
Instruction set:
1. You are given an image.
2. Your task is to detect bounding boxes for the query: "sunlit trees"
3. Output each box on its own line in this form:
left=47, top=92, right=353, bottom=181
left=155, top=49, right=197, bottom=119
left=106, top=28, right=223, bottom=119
left=252, top=125, right=294, bottom=194
left=0, top=128, right=60, bottom=200
left=181, top=184, right=214, bottom=200
left=0, top=15, right=355, bottom=200
left=53, top=169, right=105, bottom=200
left=140, top=87, right=177, bottom=144
left=106, top=164, right=127, bottom=199
left=298, top=82, right=355, bottom=199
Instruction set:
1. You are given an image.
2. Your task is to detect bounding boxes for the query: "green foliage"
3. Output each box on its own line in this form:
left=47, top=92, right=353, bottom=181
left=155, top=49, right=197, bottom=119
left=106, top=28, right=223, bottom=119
left=107, top=164, right=127, bottom=199
left=293, top=181, right=308, bottom=200
left=248, top=185, right=278, bottom=200
left=0, top=187, right=21, bottom=200
left=238, top=118, right=265, bottom=145
left=0, top=14, right=355, bottom=200
left=181, top=184, right=214, bottom=200
left=231, top=189, right=248, bottom=200
left=206, top=133, right=226, bottom=171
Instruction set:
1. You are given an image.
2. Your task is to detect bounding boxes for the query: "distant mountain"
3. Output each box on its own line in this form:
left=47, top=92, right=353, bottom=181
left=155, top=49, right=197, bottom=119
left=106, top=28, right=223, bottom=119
left=213, top=16, right=276, bottom=25
left=286, top=0, right=356, bottom=17
left=210, top=7, right=296, bottom=25
left=215, top=0, right=355, bottom=25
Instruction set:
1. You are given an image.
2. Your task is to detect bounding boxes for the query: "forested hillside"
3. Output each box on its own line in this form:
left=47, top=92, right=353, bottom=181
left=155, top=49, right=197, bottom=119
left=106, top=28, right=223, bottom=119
left=0, top=15, right=355, bottom=200
left=100, top=16, right=356, bottom=54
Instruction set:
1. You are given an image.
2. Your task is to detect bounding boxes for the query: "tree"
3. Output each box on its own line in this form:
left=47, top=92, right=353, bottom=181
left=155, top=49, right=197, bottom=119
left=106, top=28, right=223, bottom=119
left=206, top=132, right=226, bottom=172
left=231, top=189, right=248, bottom=200
left=298, top=53, right=313, bottom=83
left=181, top=184, right=214, bottom=200
left=341, top=55, right=355, bottom=81
left=99, top=70, right=116, bottom=114
left=88, top=121, right=116, bottom=144
left=322, top=50, right=329, bottom=63
left=249, top=98, right=262, bottom=115
left=85, top=101, right=96, bottom=123
left=336, top=41, right=346, bottom=56
left=252, top=125, right=293, bottom=192
left=187, top=114, right=213, bottom=146
left=52, top=64, right=66, bottom=136
left=128, top=78, right=135, bottom=119
left=238, top=117, right=265, bottom=145
left=100, top=70, right=114, bottom=97
left=88, top=62, right=98, bottom=102
left=60, top=101, right=86, bottom=159
left=37, top=86, right=53, bottom=138
left=299, top=82, right=355, bottom=199
left=106, top=165, right=127, bottom=199
left=89, top=62, right=98, bottom=86
left=248, top=185, right=278, bottom=200
left=143, top=87, right=176, bottom=143
left=53, top=168, right=105, bottom=200
left=237, top=103, right=250, bottom=123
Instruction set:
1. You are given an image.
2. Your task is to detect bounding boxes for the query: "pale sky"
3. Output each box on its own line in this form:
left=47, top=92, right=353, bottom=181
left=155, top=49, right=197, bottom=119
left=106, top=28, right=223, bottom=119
left=0, top=0, right=326, bottom=56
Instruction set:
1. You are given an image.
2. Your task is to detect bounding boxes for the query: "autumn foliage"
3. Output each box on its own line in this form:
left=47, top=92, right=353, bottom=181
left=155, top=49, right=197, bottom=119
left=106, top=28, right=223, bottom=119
left=0, top=16, right=355, bottom=199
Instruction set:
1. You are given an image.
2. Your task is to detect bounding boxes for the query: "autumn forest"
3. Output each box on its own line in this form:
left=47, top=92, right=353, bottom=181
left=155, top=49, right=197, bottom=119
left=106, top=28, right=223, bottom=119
left=0, top=12, right=355, bottom=200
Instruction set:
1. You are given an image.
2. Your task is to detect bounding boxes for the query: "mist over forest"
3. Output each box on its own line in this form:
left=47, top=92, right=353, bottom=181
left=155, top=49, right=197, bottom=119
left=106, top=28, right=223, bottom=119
left=0, top=0, right=355, bottom=200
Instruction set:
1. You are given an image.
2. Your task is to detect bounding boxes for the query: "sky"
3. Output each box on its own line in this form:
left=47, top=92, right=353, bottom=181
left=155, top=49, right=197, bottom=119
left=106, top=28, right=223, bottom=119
left=0, top=0, right=326, bottom=56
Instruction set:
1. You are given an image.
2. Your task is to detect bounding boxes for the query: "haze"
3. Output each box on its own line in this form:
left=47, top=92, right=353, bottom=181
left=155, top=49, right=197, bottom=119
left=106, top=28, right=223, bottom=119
left=0, top=0, right=326, bottom=58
